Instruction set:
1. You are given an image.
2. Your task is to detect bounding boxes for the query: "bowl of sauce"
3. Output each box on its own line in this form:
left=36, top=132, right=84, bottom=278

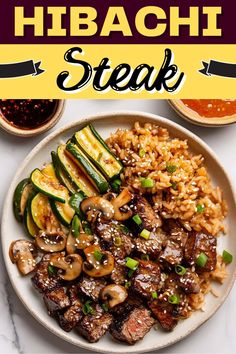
left=0, top=99, right=65, bottom=137
left=169, top=99, right=236, bottom=127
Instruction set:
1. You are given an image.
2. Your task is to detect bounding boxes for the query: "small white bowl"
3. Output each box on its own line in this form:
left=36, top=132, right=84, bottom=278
left=0, top=99, right=65, bottom=137
left=169, top=99, right=236, bottom=127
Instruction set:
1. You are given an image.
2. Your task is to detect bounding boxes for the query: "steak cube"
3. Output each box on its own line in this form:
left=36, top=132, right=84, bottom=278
left=78, top=276, right=107, bottom=301
left=110, top=307, right=155, bottom=344
left=77, top=305, right=113, bottom=343
left=178, top=270, right=200, bottom=294
left=58, top=300, right=83, bottom=332
left=31, top=254, right=63, bottom=293
left=134, top=230, right=164, bottom=258
left=132, top=260, right=161, bottom=299
left=184, top=232, right=217, bottom=272
left=130, top=195, right=162, bottom=231
left=43, top=287, right=70, bottom=316
left=159, top=240, right=183, bottom=266
left=148, top=300, right=178, bottom=331
left=111, top=261, right=127, bottom=285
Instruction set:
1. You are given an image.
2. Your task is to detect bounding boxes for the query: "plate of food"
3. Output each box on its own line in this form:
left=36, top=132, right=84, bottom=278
left=1, top=111, right=236, bottom=353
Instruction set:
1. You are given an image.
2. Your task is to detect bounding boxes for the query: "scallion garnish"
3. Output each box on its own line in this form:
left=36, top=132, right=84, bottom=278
left=120, top=225, right=129, bottom=234
left=132, top=214, right=142, bottom=226
left=127, top=269, right=135, bottom=278
left=175, top=265, right=187, bottom=276
left=141, top=254, right=150, bottom=261
left=196, top=252, right=208, bottom=267
left=102, top=303, right=109, bottom=312
left=94, top=250, right=104, bottom=262
left=171, top=182, right=178, bottom=190
left=139, top=148, right=146, bottom=158
left=82, top=300, right=94, bottom=315
left=196, top=204, right=205, bottom=213
left=141, top=178, right=154, bottom=188
left=111, top=179, right=122, bottom=193
left=222, top=250, right=233, bottom=264
left=166, top=164, right=177, bottom=174
left=114, top=236, right=122, bottom=247
left=152, top=291, right=158, bottom=299
left=125, top=257, right=139, bottom=270
left=48, top=264, right=57, bottom=277
left=125, top=280, right=131, bottom=288
left=71, top=215, right=80, bottom=238
left=140, top=229, right=150, bottom=240
left=168, top=294, right=180, bottom=305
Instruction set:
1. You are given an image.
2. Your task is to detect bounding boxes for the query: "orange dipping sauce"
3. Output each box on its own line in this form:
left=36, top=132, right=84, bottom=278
left=182, top=99, right=236, bottom=118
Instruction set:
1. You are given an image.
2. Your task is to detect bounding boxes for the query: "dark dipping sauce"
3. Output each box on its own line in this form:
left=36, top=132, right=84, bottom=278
left=0, top=99, right=58, bottom=130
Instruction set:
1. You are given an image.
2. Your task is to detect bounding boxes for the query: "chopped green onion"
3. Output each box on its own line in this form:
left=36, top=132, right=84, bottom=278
left=196, top=204, right=205, bottom=213
left=48, top=265, right=57, bottom=276
left=141, top=178, right=154, bottom=188
left=82, top=300, right=94, bottom=315
left=222, top=250, right=233, bottom=264
left=166, top=164, right=177, bottom=174
left=127, top=269, right=135, bottom=278
left=114, top=236, right=122, bottom=247
left=111, top=179, right=122, bottom=193
left=121, top=225, right=129, bottom=234
left=152, top=291, right=158, bottom=299
left=83, top=221, right=92, bottom=235
left=171, top=182, right=178, bottom=190
left=125, top=280, right=131, bottom=288
left=139, top=148, right=146, bottom=158
left=132, top=214, right=142, bottom=226
left=196, top=252, right=208, bottom=267
left=101, top=303, right=109, bottom=312
left=71, top=215, right=80, bottom=238
left=125, top=257, right=139, bottom=270
left=141, top=254, right=149, bottom=261
left=168, top=294, right=180, bottom=305
left=175, top=265, right=187, bottom=276
left=140, top=229, right=150, bottom=240
left=94, top=250, right=104, bottom=262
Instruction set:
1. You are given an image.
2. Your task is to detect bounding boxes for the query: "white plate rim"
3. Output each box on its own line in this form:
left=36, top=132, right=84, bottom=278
left=1, top=110, right=236, bottom=353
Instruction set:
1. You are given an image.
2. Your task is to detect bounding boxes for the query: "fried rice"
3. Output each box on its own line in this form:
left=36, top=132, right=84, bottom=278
left=107, top=121, right=228, bottom=309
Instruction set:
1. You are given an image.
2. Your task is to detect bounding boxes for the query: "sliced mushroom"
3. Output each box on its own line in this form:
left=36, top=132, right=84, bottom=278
left=66, top=221, right=94, bottom=254
left=100, top=284, right=128, bottom=308
left=111, top=188, right=133, bottom=221
left=80, top=196, right=114, bottom=222
left=35, top=230, right=67, bottom=252
left=50, top=253, right=83, bottom=281
left=9, top=240, right=39, bottom=275
left=83, top=245, right=114, bottom=277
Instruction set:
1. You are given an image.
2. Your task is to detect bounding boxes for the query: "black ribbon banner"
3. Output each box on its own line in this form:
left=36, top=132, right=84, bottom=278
left=199, top=60, right=236, bottom=78
left=0, top=60, right=44, bottom=78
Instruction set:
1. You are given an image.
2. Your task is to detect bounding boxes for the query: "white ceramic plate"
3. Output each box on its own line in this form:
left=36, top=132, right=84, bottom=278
left=2, top=111, right=236, bottom=353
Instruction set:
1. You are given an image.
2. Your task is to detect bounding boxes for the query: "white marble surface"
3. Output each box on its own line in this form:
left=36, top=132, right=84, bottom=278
left=0, top=99, right=236, bottom=354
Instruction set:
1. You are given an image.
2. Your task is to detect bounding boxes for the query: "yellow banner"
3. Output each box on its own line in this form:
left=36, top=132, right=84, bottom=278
left=0, top=44, right=236, bottom=98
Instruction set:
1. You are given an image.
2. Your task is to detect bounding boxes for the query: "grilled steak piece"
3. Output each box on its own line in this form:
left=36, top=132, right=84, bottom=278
left=134, top=229, right=164, bottom=258
left=159, top=240, right=183, bottom=266
left=130, top=195, right=162, bottom=231
left=110, top=306, right=155, bottom=344
left=148, top=300, right=178, bottom=331
left=58, top=300, right=83, bottom=332
left=111, top=261, right=127, bottom=285
left=178, top=270, right=200, bottom=294
left=96, top=221, right=133, bottom=259
left=43, top=287, right=70, bottom=316
left=78, top=276, right=107, bottom=301
left=132, top=260, right=161, bottom=299
left=77, top=304, right=113, bottom=343
left=184, top=232, right=217, bottom=272
left=31, top=254, right=63, bottom=293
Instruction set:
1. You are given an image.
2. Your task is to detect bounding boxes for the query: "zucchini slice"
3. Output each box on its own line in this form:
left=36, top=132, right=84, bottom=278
left=31, top=168, right=67, bottom=203
left=51, top=151, right=77, bottom=195
left=41, top=163, right=58, bottom=181
left=13, top=178, right=33, bottom=222
left=50, top=192, right=75, bottom=227
left=74, top=124, right=123, bottom=180
left=66, top=143, right=109, bottom=194
left=31, top=193, right=61, bottom=231
left=23, top=194, right=39, bottom=237
left=57, top=144, right=97, bottom=197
